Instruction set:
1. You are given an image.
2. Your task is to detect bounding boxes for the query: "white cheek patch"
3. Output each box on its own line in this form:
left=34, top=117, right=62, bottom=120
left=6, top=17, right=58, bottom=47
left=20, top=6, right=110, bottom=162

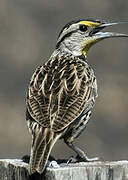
left=62, top=32, right=84, bottom=56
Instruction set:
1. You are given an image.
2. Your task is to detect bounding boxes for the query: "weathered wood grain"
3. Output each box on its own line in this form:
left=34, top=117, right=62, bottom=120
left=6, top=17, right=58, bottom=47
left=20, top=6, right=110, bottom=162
left=0, top=159, right=128, bottom=180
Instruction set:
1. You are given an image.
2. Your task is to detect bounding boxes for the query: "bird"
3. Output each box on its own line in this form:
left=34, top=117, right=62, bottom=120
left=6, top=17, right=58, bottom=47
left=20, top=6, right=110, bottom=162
left=26, top=19, right=128, bottom=174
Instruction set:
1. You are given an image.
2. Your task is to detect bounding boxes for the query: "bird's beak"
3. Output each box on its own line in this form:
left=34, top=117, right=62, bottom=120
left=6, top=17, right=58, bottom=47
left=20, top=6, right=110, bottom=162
left=82, top=21, right=128, bottom=56
left=90, top=21, right=128, bottom=39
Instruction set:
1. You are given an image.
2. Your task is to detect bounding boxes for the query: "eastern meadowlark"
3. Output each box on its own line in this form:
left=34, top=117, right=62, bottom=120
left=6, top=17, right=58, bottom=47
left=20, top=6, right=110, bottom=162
left=26, top=19, right=128, bottom=174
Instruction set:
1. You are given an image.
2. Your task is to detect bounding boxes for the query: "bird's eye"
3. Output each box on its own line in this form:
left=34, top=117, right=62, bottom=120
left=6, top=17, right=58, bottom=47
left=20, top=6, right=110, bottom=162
left=79, top=24, right=87, bottom=32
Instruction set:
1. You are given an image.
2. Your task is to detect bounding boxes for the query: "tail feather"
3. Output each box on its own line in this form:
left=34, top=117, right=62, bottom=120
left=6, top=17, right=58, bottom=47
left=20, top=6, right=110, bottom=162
left=29, top=127, right=58, bottom=174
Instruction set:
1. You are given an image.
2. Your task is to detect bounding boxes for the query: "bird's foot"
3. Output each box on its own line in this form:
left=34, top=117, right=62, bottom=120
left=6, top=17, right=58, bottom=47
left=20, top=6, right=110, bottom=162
left=67, top=155, right=78, bottom=163
left=67, top=154, right=101, bottom=164
left=75, top=148, right=100, bottom=162
left=76, top=154, right=100, bottom=162
left=47, top=160, right=60, bottom=168
left=47, top=155, right=61, bottom=168
left=22, top=155, right=30, bottom=163
left=65, top=142, right=101, bottom=163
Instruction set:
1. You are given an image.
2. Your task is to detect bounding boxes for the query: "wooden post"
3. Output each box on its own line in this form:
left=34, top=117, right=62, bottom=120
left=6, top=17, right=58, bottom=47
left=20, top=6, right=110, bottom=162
left=0, top=159, right=128, bottom=180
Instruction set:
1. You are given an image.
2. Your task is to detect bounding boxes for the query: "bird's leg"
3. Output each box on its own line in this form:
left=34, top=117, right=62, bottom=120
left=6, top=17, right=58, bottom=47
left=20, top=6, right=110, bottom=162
left=66, top=141, right=99, bottom=163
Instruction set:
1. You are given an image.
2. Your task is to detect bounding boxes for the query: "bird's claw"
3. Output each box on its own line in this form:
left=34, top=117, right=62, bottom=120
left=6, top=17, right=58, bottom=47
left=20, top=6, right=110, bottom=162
left=47, top=160, right=60, bottom=168
left=67, top=155, right=78, bottom=164
left=22, top=155, right=30, bottom=163
left=67, top=154, right=101, bottom=164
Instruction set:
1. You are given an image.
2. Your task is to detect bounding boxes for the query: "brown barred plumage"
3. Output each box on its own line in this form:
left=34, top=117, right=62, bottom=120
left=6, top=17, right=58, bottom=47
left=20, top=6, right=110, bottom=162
left=26, top=19, right=128, bottom=174
left=26, top=52, right=97, bottom=174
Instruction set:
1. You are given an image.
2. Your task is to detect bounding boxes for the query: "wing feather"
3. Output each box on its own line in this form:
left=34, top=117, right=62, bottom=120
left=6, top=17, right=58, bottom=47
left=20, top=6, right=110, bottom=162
left=26, top=53, right=97, bottom=132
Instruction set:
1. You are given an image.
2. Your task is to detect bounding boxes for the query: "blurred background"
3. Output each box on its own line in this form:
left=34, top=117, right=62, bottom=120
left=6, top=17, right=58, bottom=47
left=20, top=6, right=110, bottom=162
left=0, top=0, right=128, bottom=162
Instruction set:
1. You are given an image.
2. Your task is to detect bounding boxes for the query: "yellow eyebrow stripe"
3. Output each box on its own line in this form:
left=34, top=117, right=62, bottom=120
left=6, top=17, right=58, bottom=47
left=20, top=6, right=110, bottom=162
left=79, top=21, right=101, bottom=27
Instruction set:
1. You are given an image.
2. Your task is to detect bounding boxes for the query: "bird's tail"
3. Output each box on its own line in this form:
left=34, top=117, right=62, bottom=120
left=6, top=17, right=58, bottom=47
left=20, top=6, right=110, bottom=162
left=29, top=127, right=58, bottom=174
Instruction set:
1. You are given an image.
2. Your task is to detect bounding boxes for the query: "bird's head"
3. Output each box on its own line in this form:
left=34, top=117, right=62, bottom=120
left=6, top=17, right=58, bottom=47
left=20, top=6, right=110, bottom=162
left=56, top=19, right=128, bottom=58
